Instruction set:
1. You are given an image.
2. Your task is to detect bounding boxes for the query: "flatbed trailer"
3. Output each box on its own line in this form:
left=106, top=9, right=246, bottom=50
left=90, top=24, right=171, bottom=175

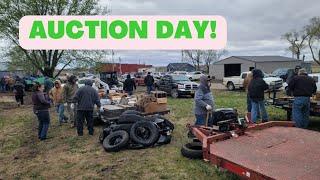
left=266, top=89, right=320, bottom=120
left=191, top=121, right=320, bottom=179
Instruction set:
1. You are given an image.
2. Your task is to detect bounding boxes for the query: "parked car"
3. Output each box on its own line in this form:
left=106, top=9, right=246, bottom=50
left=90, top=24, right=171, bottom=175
left=272, top=68, right=289, bottom=80
left=155, top=75, right=199, bottom=98
left=186, top=71, right=205, bottom=81
left=171, top=71, right=188, bottom=75
left=223, top=71, right=283, bottom=91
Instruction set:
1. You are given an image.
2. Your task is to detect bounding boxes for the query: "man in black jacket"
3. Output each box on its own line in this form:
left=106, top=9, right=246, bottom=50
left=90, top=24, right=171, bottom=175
left=123, top=74, right=136, bottom=95
left=248, top=69, right=269, bottom=123
left=74, top=79, right=101, bottom=136
left=288, top=69, right=317, bottom=128
left=13, top=77, right=25, bottom=105
left=144, top=72, right=154, bottom=94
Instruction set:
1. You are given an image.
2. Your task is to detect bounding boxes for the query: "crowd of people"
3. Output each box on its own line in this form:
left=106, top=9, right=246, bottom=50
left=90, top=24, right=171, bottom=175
left=32, top=72, right=157, bottom=141
left=31, top=75, right=101, bottom=141
left=3, top=68, right=316, bottom=141
left=193, top=68, right=317, bottom=129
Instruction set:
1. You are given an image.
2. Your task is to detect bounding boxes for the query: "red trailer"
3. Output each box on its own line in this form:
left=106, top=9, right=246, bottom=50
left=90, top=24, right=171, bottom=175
left=190, top=121, right=320, bottom=179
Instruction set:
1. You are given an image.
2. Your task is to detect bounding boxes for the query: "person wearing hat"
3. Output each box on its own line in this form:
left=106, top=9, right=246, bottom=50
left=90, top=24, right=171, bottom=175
left=73, top=79, right=101, bottom=136
left=288, top=69, right=317, bottom=128
left=193, top=75, right=215, bottom=125
left=248, top=69, right=269, bottom=123
left=49, top=80, right=67, bottom=125
left=286, top=65, right=302, bottom=96
left=62, top=75, right=78, bottom=127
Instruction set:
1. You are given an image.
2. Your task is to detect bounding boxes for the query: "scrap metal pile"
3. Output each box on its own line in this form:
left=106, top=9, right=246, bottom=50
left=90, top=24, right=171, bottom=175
left=99, top=110, right=174, bottom=152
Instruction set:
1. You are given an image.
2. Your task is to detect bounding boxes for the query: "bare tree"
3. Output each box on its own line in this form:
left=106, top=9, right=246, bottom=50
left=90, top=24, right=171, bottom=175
left=182, top=50, right=203, bottom=70
left=282, top=31, right=308, bottom=60
left=0, top=0, right=109, bottom=78
left=305, top=17, right=320, bottom=65
left=203, top=50, right=228, bottom=73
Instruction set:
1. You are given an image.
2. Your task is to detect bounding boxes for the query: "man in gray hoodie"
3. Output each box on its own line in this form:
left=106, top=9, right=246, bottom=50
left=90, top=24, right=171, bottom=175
left=73, top=79, right=101, bottom=136
left=194, top=75, right=215, bottom=125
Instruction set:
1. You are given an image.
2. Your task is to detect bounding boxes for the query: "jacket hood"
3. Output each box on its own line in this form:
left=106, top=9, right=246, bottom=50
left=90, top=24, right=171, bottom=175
left=199, top=75, right=210, bottom=94
left=252, top=69, right=264, bottom=78
left=84, top=79, right=93, bottom=86
left=54, top=80, right=61, bottom=85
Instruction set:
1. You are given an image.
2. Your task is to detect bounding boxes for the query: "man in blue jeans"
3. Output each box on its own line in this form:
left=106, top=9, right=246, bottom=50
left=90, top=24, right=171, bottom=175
left=74, top=79, right=101, bottom=136
left=248, top=69, right=269, bottom=123
left=144, top=72, right=154, bottom=94
left=288, top=69, right=317, bottom=128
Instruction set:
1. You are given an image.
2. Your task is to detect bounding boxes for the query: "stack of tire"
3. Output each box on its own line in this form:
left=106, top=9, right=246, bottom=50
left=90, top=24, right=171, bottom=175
left=181, top=140, right=203, bottom=159
left=99, top=110, right=174, bottom=152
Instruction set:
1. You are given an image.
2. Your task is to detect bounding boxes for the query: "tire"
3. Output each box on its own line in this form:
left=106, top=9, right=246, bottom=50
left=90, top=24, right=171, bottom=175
left=122, top=110, right=143, bottom=116
left=157, top=135, right=172, bottom=145
left=181, top=142, right=203, bottom=159
left=99, top=132, right=104, bottom=143
left=109, top=124, right=133, bottom=133
left=102, top=130, right=129, bottom=152
left=171, top=89, right=179, bottom=98
left=130, top=120, right=160, bottom=147
left=227, top=82, right=235, bottom=91
left=118, top=114, right=145, bottom=124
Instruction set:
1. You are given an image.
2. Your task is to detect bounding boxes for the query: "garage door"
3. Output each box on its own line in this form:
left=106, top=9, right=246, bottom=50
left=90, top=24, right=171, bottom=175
left=224, top=64, right=241, bottom=77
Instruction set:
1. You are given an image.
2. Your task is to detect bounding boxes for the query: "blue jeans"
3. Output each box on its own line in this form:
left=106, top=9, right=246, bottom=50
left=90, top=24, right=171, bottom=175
left=147, top=86, right=153, bottom=94
left=56, top=103, right=65, bottom=123
left=195, top=114, right=213, bottom=126
left=251, top=100, right=268, bottom=123
left=77, top=110, right=94, bottom=135
left=35, top=110, right=50, bottom=140
left=292, top=97, right=310, bottom=128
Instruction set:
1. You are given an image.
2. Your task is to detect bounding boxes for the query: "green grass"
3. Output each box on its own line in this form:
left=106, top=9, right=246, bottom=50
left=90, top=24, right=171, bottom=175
left=0, top=90, right=319, bottom=179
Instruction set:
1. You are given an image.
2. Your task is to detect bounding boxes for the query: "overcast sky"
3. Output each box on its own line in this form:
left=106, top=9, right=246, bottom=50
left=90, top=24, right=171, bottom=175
left=97, top=0, right=320, bottom=66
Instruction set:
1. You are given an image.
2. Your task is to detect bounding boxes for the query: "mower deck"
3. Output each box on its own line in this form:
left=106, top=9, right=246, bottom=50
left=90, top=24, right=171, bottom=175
left=191, top=121, right=320, bottom=179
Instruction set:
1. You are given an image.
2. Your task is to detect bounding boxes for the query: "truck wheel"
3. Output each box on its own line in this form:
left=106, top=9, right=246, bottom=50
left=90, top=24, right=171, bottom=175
left=227, top=82, right=235, bottom=91
left=130, top=120, right=160, bottom=147
left=103, top=130, right=129, bottom=152
left=171, top=89, right=179, bottom=98
left=181, top=142, right=203, bottom=159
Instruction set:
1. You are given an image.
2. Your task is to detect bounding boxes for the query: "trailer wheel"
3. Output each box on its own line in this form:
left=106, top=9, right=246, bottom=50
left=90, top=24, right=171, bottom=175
left=103, top=130, right=129, bottom=152
left=130, top=121, right=160, bottom=147
left=181, top=142, right=203, bottom=159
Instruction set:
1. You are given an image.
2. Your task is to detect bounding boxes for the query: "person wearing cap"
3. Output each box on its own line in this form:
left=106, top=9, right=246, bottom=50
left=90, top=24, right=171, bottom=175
left=144, top=72, right=155, bottom=94
left=248, top=69, right=269, bottom=123
left=288, top=69, right=317, bottom=128
left=62, top=75, right=78, bottom=127
left=286, top=65, right=302, bottom=96
left=73, top=79, right=101, bottom=136
left=193, top=75, right=215, bottom=125
left=123, top=74, right=136, bottom=96
left=49, top=80, right=67, bottom=125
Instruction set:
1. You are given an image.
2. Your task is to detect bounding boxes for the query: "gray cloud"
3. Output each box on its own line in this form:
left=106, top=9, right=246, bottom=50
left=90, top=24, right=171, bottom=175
left=99, top=0, right=319, bottom=65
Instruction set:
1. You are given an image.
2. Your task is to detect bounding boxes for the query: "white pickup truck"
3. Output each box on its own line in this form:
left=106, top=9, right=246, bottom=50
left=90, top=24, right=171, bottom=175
left=223, top=72, right=283, bottom=91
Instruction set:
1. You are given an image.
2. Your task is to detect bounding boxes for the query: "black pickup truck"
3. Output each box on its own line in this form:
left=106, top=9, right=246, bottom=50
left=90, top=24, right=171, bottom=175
left=155, top=75, right=199, bottom=98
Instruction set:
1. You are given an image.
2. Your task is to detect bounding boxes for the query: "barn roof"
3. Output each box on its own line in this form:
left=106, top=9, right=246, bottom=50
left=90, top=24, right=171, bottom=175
left=215, top=56, right=301, bottom=64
